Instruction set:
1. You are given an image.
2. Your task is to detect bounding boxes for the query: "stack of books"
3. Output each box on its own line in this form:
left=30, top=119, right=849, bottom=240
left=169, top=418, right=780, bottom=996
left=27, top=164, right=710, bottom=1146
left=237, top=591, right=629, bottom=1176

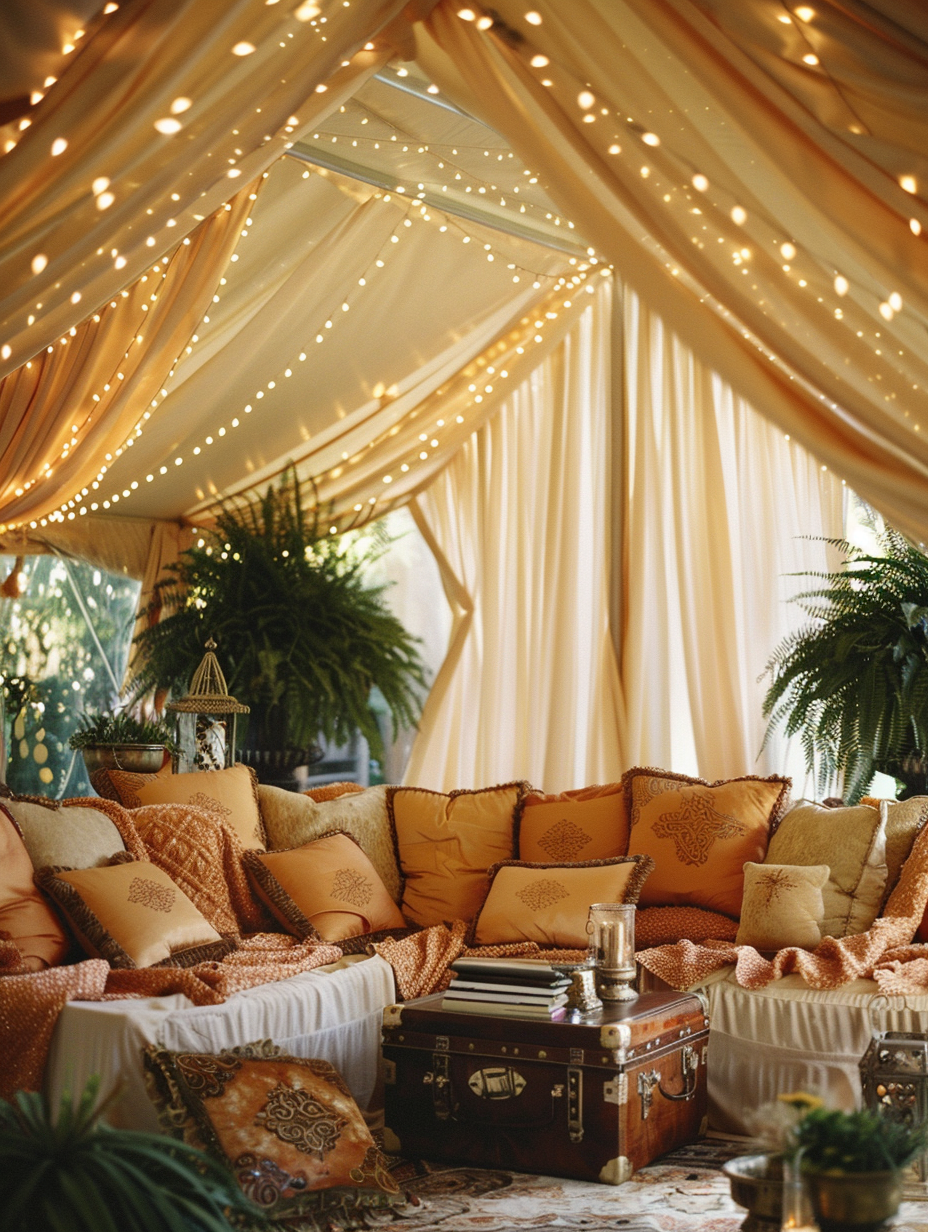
left=441, top=957, right=572, bottom=1019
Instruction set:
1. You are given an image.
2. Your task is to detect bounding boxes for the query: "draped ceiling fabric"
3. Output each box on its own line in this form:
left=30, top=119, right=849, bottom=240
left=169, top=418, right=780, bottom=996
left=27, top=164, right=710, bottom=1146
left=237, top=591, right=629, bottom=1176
left=0, top=0, right=926, bottom=790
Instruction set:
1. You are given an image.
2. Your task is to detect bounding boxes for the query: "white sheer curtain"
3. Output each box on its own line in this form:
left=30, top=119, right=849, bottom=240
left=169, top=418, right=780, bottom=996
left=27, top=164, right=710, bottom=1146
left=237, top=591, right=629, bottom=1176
left=404, top=279, right=626, bottom=791
left=621, top=288, right=845, bottom=786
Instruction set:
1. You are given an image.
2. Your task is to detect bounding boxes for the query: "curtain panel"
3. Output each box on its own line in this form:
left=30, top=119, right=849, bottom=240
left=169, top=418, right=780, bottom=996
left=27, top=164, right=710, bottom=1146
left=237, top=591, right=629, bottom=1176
left=422, top=0, right=928, bottom=542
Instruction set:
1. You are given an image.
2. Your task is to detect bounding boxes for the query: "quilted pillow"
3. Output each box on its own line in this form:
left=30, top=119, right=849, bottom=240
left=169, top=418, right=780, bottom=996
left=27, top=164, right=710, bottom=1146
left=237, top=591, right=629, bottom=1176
left=143, top=1041, right=403, bottom=1223
left=389, top=782, right=527, bottom=927
left=469, top=856, right=653, bottom=948
left=243, top=832, right=406, bottom=942
left=735, top=862, right=828, bottom=951
left=765, top=801, right=886, bottom=937
left=624, top=768, right=790, bottom=917
left=36, top=858, right=232, bottom=968
left=95, top=763, right=265, bottom=850
left=518, top=782, right=628, bottom=864
left=0, top=803, right=69, bottom=970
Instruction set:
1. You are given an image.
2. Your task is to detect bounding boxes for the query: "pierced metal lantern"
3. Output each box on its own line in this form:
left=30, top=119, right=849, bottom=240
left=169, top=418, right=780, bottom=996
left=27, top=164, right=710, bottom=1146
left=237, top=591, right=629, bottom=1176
left=166, top=639, right=249, bottom=773
left=859, top=1006, right=928, bottom=1181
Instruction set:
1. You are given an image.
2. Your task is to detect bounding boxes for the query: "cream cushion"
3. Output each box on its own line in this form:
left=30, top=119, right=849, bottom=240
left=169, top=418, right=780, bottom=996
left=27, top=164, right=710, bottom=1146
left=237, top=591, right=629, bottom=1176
left=5, top=797, right=126, bottom=870
left=736, top=862, right=827, bottom=951
left=765, top=802, right=886, bottom=938
left=258, top=784, right=399, bottom=903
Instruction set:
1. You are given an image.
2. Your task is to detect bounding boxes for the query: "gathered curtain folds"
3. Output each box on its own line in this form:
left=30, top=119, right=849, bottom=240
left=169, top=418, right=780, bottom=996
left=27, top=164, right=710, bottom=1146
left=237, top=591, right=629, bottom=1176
left=0, top=0, right=402, bottom=381
left=422, top=0, right=928, bottom=543
left=403, top=279, right=626, bottom=791
left=0, top=187, right=253, bottom=531
left=620, top=288, right=844, bottom=786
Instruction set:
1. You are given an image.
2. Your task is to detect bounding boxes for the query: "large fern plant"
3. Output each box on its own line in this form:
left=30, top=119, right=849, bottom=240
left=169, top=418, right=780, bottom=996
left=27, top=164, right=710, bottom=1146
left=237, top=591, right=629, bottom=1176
left=0, top=1077, right=257, bottom=1231
left=762, top=528, right=928, bottom=803
left=128, top=472, right=425, bottom=762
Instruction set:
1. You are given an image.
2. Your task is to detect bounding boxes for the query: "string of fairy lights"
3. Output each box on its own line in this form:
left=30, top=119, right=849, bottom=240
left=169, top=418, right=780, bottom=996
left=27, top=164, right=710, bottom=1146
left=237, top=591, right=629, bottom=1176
left=21, top=161, right=596, bottom=530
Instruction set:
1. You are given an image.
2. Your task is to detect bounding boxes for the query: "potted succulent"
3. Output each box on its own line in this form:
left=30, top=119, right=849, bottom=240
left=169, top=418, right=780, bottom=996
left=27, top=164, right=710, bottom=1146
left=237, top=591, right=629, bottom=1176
left=0, top=1076, right=259, bottom=1231
left=68, top=708, right=177, bottom=776
left=762, top=527, right=928, bottom=803
left=127, top=471, right=425, bottom=786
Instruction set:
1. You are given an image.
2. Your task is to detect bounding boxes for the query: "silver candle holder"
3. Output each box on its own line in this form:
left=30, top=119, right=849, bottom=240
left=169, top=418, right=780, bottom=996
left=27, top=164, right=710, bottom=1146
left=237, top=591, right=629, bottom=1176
left=586, top=902, right=638, bottom=1002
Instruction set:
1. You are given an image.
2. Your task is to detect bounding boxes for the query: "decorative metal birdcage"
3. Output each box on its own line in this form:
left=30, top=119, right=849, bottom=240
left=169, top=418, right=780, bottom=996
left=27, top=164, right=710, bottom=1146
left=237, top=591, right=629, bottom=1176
left=859, top=999, right=928, bottom=1182
left=166, top=639, right=249, bottom=772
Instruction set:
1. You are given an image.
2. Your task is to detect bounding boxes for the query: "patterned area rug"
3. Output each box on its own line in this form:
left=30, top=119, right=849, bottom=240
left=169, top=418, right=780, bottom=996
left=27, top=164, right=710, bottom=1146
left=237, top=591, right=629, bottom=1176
left=372, top=1138, right=928, bottom=1232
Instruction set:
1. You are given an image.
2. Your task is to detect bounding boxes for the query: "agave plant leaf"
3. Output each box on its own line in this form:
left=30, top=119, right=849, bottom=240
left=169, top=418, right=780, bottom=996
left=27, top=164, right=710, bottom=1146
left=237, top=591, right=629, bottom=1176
left=763, top=528, right=928, bottom=802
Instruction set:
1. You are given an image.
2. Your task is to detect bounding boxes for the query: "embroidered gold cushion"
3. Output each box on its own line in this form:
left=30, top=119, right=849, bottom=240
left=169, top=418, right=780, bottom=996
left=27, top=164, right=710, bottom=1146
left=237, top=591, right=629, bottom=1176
left=736, top=862, right=828, bottom=951
left=469, top=856, right=653, bottom=948
left=143, top=1042, right=402, bottom=1222
left=765, top=801, right=886, bottom=938
left=243, top=833, right=406, bottom=943
left=95, top=763, right=265, bottom=850
left=624, top=769, right=790, bottom=917
left=389, top=782, right=527, bottom=926
left=36, top=858, right=231, bottom=968
left=518, top=782, right=628, bottom=864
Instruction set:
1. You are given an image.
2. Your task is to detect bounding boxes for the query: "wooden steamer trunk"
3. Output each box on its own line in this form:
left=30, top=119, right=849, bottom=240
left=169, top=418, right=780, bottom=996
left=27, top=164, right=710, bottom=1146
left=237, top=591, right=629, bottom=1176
left=381, top=990, right=708, bottom=1185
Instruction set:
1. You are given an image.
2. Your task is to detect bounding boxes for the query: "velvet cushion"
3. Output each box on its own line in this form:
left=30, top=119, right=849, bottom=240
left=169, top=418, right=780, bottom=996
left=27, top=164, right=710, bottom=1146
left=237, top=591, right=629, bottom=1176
left=36, top=858, right=231, bottom=968
left=244, top=833, right=406, bottom=942
left=0, top=803, right=69, bottom=970
left=259, top=783, right=400, bottom=902
left=95, top=763, right=265, bottom=850
left=143, top=1041, right=402, bottom=1222
left=765, top=801, right=886, bottom=938
left=3, top=796, right=126, bottom=870
left=624, top=769, right=790, bottom=917
left=469, top=855, right=653, bottom=948
left=518, top=782, right=628, bottom=864
left=735, top=862, right=828, bottom=951
left=390, top=782, right=527, bottom=927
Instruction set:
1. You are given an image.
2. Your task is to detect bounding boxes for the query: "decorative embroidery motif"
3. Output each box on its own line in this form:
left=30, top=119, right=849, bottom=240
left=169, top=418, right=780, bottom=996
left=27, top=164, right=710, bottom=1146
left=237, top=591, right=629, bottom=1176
left=233, top=1152, right=308, bottom=1206
left=652, top=790, right=746, bottom=866
left=330, top=867, right=374, bottom=908
left=127, top=876, right=175, bottom=913
left=516, top=878, right=570, bottom=912
left=254, top=1083, right=348, bottom=1159
left=175, top=1051, right=242, bottom=1098
left=107, top=772, right=153, bottom=809
left=753, top=868, right=801, bottom=906
left=350, top=1144, right=401, bottom=1194
left=537, top=819, right=592, bottom=860
left=188, top=792, right=232, bottom=823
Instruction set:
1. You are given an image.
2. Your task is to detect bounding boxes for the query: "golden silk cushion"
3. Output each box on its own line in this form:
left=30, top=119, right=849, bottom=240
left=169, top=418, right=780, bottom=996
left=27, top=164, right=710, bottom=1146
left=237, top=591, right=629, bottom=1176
left=143, top=1042, right=402, bottom=1222
left=3, top=796, right=127, bottom=870
left=259, top=784, right=400, bottom=903
left=95, top=763, right=265, bottom=850
left=36, top=858, right=231, bottom=968
left=0, top=803, right=69, bottom=970
left=243, top=833, right=406, bottom=943
left=469, top=856, right=654, bottom=948
left=518, top=782, right=628, bottom=864
left=624, top=769, right=790, bottom=918
left=390, top=782, right=527, bottom=927
left=735, top=862, right=828, bottom=951
left=765, top=802, right=886, bottom=938
left=861, top=796, right=928, bottom=907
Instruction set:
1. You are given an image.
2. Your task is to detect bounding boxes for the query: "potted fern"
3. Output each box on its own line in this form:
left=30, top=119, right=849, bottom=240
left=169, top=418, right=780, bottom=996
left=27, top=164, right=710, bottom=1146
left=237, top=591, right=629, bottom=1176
left=0, top=1077, right=259, bottom=1231
left=68, top=708, right=177, bottom=776
left=128, top=471, right=425, bottom=786
left=762, top=528, right=928, bottom=803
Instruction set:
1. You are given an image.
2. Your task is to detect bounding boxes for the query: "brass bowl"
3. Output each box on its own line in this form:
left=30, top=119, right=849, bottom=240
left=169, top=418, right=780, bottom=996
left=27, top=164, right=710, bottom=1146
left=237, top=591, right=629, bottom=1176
left=809, top=1169, right=903, bottom=1232
left=80, top=744, right=168, bottom=775
left=722, top=1154, right=784, bottom=1231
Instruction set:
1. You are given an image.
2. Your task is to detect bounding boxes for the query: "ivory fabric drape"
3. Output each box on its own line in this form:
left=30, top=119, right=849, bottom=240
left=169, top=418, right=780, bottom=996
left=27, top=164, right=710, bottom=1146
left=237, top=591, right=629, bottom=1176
left=0, top=187, right=252, bottom=531
left=404, top=278, right=626, bottom=791
left=0, top=0, right=404, bottom=379
left=422, top=0, right=928, bottom=542
left=620, top=288, right=845, bottom=786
